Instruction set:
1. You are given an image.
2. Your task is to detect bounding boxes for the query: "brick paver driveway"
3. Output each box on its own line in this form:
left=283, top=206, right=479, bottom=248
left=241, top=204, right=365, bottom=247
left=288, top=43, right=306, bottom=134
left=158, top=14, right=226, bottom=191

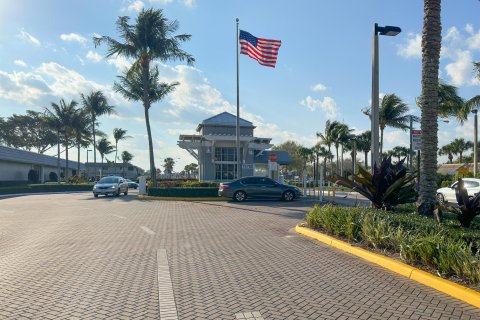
left=0, top=193, right=478, bottom=319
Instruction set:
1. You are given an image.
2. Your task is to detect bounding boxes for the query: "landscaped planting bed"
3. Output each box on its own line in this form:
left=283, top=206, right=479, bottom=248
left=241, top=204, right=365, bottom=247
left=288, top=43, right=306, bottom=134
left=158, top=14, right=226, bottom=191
left=306, top=204, right=480, bottom=290
left=0, top=184, right=93, bottom=195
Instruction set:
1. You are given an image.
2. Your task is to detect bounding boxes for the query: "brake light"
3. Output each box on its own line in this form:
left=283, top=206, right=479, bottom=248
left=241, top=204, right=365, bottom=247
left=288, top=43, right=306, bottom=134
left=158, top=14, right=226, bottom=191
left=220, top=184, right=230, bottom=190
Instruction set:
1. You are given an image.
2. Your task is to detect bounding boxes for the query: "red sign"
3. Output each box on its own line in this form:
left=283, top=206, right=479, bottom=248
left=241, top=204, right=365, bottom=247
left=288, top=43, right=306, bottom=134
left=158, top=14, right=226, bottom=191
left=269, top=153, right=277, bottom=162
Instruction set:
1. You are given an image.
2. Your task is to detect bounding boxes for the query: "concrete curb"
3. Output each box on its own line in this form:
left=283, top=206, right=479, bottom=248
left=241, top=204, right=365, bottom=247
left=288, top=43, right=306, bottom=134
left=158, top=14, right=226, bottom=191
left=136, top=195, right=230, bottom=201
left=295, top=224, right=480, bottom=309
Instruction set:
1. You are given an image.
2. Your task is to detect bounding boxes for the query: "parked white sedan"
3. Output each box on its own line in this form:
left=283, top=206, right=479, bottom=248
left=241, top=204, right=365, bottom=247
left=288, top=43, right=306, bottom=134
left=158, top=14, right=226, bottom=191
left=436, top=178, right=480, bottom=204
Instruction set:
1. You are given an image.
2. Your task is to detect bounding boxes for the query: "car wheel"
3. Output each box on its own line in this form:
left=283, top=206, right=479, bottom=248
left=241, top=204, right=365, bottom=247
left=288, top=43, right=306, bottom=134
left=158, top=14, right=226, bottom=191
left=437, top=193, right=446, bottom=205
left=124, top=189, right=128, bottom=196
left=233, top=191, right=246, bottom=202
left=94, top=194, right=98, bottom=198
left=283, top=190, right=295, bottom=201
left=115, top=189, right=120, bottom=197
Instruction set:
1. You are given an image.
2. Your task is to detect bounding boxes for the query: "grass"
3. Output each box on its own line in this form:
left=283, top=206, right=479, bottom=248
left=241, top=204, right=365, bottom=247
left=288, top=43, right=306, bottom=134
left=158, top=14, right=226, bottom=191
left=306, top=204, right=480, bottom=288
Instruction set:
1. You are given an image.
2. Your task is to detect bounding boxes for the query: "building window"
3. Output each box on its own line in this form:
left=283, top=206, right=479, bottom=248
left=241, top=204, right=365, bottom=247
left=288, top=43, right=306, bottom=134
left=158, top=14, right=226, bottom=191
left=215, top=147, right=241, bottom=162
left=215, top=164, right=237, bottom=180
left=128, top=166, right=134, bottom=171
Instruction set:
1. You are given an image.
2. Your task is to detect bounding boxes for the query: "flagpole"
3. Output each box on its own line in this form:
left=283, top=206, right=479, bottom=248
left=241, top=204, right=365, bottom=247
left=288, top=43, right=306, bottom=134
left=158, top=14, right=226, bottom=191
left=236, top=18, right=241, bottom=180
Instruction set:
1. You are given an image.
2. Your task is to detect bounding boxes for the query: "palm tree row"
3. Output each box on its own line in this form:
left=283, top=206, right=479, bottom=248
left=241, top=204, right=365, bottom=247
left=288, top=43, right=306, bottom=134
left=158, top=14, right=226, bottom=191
left=438, top=138, right=473, bottom=163
left=44, top=91, right=134, bottom=180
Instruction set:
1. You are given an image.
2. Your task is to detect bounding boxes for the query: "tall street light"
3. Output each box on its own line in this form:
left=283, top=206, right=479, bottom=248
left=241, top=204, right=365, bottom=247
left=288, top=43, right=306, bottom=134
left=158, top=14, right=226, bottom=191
left=473, top=109, right=478, bottom=176
left=371, top=23, right=401, bottom=173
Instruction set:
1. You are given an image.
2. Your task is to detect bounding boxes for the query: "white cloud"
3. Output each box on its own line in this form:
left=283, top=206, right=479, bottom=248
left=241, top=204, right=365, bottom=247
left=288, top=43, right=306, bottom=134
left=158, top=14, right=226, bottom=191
left=0, top=70, right=51, bottom=104
left=312, top=83, right=327, bottom=92
left=181, top=0, right=195, bottom=7
left=383, top=130, right=409, bottom=149
left=445, top=50, right=473, bottom=86
left=17, top=30, right=41, bottom=46
left=397, top=34, right=421, bottom=59
left=86, top=50, right=103, bottom=62
left=107, top=55, right=133, bottom=72
left=465, top=24, right=474, bottom=35
left=467, top=30, right=480, bottom=50
left=128, top=0, right=144, bottom=12
left=14, top=60, right=27, bottom=68
left=60, top=33, right=87, bottom=44
left=299, top=95, right=338, bottom=119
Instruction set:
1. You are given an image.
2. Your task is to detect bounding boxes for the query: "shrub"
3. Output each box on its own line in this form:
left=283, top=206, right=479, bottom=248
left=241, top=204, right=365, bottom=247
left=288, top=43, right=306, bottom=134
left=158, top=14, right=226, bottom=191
left=306, top=205, right=480, bottom=284
left=27, top=169, right=39, bottom=183
left=49, top=171, right=58, bottom=182
left=148, top=187, right=218, bottom=197
left=327, top=156, right=417, bottom=210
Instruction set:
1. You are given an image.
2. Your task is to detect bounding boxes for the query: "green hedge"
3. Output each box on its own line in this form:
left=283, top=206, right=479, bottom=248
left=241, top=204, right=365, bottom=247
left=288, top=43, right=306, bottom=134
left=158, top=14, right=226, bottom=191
left=0, top=184, right=93, bottom=195
left=148, top=187, right=218, bottom=197
left=306, top=205, right=480, bottom=286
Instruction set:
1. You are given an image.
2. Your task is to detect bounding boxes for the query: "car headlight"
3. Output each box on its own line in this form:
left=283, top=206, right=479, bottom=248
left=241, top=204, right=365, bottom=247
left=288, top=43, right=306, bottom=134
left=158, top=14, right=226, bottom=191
left=111, top=185, right=116, bottom=189
left=93, top=185, right=97, bottom=189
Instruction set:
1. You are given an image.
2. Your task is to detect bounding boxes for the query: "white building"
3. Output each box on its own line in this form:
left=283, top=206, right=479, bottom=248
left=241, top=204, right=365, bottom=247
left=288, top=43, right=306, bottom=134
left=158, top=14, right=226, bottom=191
left=0, top=145, right=84, bottom=182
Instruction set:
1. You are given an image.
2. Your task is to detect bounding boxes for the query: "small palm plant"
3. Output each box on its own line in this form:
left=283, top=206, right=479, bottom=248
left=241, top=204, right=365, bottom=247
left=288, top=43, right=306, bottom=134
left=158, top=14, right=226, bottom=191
left=327, top=156, right=417, bottom=210
left=444, top=178, right=480, bottom=228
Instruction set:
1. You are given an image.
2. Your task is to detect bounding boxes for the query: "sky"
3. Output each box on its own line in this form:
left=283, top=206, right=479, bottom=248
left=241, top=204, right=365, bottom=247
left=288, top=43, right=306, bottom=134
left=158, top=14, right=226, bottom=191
left=1, top=1, right=480, bottom=172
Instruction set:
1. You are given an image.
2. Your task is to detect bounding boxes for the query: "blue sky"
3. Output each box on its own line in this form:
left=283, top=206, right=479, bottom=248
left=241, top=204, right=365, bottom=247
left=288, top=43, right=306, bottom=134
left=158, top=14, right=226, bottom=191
left=1, top=1, right=480, bottom=171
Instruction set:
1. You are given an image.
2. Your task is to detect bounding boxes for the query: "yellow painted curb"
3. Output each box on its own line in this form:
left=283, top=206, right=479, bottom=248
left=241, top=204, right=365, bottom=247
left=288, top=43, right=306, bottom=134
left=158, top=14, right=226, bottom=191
left=295, top=225, right=480, bottom=309
left=136, top=195, right=229, bottom=201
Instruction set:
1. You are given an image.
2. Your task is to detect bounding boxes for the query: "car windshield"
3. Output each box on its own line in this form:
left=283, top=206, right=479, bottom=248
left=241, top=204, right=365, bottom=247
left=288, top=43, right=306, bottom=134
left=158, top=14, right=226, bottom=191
left=98, top=177, right=119, bottom=184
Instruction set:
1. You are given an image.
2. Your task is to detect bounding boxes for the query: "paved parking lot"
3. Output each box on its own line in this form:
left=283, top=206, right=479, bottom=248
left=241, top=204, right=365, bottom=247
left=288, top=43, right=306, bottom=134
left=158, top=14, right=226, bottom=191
left=0, top=192, right=478, bottom=319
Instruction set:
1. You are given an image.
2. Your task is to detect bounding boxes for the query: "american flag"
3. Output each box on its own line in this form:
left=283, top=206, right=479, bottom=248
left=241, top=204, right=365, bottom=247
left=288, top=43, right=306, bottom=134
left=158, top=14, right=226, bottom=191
left=239, top=30, right=281, bottom=68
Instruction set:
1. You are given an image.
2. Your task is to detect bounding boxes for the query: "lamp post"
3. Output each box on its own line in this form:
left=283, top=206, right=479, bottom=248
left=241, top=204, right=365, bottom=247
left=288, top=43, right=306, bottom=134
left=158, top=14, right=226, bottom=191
left=352, top=136, right=357, bottom=182
left=473, top=109, right=478, bottom=176
left=371, top=23, right=401, bottom=173
left=87, top=149, right=92, bottom=178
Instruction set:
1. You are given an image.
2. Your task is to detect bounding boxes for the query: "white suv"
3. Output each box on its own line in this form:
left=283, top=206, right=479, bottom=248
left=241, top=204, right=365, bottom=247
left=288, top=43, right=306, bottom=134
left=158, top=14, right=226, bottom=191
left=436, top=178, right=480, bottom=204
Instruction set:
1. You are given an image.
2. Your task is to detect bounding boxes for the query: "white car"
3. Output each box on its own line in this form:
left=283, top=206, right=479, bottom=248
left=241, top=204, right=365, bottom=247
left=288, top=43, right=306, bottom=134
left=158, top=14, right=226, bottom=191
left=436, top=178, right=480, bottom=204
left=93, top=176, right=129, bottom=198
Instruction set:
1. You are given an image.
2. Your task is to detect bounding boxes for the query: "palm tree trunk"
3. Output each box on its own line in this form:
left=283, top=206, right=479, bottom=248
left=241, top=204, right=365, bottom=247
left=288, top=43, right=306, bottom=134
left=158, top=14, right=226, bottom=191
left=460, top=152, right=463, bottom=163
left=328, top=145, right=333, bottom=176
left=115, top=141, right=118, bottom=164
left=340, top=145, right=344, bottom=177
left=92, top=119, right=96, bottom=177
left=380, top=127, right=384, bottom=156
left=364, top=151, right=368, bottom=169
left=65, top=132, right=69, bottom=179
left=77, top=143, right=80, bottom=177
left=418, top=0, right=442, bottom=215
left=335, top=145, right=339, bottom=175
left=142, top=59, right=157, bottom=187
left=100, top=155, right=103, bottom=178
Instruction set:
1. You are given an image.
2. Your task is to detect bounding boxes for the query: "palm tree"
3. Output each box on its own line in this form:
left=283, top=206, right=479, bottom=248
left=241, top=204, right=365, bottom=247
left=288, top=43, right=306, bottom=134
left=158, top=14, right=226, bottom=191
left=113, top=128, right=131, bottom=164
left=451, top=138, right=473, bottom=163
left=163, top=157, right=175, bottom=176
left=391, top=146, right=409, bottom=163
left=438, top=144, right=454, bottom=164
left=121, top=151, right=134, bottom=177
left=466, top=63, right=480, bottom=112
left=331, top=123, right=351, bottom=175
left=94, top=8, right=194, bottom=187
left=71, top=109, right=92, bottom=176
left=363, top=94, right=413, bottom=155
left=81, top=91, right=115, bottom=170
left=45, top=99, right=80, bottom=179
left=317, top=120, right=338, bottom=177
left=184, top=163, right=198, bottom=178
left=356, top=131, right=371, bottom=169
left=417, top=0, right=442, bottom=215
left=96, top=138, right=115, bottom=178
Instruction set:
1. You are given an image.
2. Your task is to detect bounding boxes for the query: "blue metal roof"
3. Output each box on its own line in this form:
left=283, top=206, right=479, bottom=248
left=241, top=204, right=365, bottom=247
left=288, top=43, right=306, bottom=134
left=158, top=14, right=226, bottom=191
left=198, top=112, right=254, bottom=130
left=253, top=150, right=293, bottom=165
left=0, top=145, right=85, bottom=169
